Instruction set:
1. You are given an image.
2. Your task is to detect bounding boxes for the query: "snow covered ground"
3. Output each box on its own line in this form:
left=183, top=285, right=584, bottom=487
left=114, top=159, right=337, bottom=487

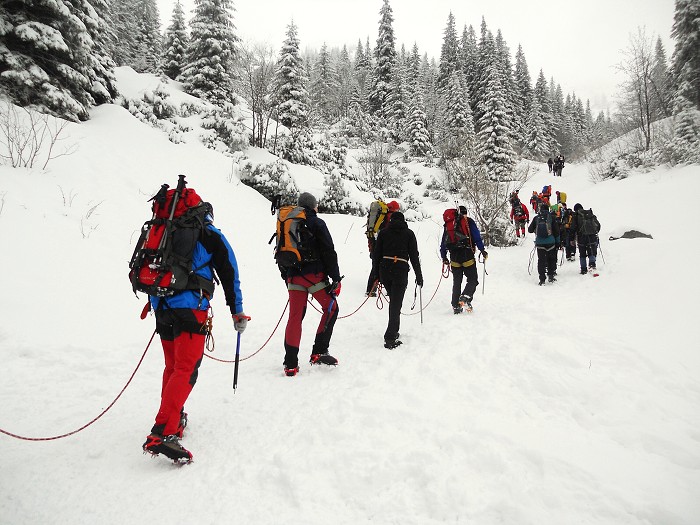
left=1, top=72, right=699, bottom=525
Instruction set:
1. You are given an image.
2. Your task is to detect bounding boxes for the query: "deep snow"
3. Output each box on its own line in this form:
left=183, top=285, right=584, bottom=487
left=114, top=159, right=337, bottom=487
left=1, top=70, right=699, bottom=525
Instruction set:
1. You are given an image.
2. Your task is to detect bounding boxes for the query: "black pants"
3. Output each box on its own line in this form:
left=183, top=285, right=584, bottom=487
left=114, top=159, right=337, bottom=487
left=450, top=262, right=478, bottom=308
left=563, top=230, right=576, bottom=258
left=379, top=262, right=408, bottom=342
left=536, top=244, right=557, bottom=280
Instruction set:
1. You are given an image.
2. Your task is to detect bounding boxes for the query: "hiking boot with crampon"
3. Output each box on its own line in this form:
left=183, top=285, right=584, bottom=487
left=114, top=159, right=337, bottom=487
left=175, top=410, right=188, bottom=439
left=548, top=276, right=556, bottom=283
left=384, top=339, right=403, bottom=349
left=143, top=433, right=192, bottom=464
left=453, top=306, right=463, bottom=314
left=310, top=353, right=338, bottom=366
left=284, top=366, right=300, bottom=377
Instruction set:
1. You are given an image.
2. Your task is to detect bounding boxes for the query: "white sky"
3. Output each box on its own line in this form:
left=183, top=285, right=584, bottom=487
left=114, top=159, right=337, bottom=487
left=157, top=0, right=676, bottom=113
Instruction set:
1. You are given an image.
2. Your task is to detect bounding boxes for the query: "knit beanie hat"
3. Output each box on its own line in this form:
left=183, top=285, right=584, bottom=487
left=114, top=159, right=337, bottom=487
left=573, top=203, right=583, bottom=212
left=298, top=192, right=317, bottom=209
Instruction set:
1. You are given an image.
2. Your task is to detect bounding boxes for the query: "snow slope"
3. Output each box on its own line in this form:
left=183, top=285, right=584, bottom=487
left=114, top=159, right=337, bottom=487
left=1, top=73, right=699, bottom=525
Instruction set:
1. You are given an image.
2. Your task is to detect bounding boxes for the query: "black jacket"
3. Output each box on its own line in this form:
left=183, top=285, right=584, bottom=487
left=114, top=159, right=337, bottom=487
left=372, top=214, right=423, bottom=282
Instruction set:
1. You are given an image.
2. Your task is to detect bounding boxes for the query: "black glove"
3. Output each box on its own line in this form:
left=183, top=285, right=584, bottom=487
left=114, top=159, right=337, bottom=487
left=442, top=258, right=450, bottom=266
left=327, top=278, right=342, bottom=296
left=481, top=250, right=488, bottom=260
left=416, top=276, right=424, bottom=287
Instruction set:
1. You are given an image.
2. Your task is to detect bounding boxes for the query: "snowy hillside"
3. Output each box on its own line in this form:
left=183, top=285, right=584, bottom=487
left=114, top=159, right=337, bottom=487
left=1, top=72, right=699, bottom=525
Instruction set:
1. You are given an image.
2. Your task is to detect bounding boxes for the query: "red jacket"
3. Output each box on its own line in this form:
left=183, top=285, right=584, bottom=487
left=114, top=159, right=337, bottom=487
left=510, top=203, right=530, bottom=222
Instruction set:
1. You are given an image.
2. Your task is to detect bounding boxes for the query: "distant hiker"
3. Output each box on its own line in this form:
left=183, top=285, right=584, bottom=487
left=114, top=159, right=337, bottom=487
left=571, top=203, right=601, bottom=274
left=547, top=157, right=553, bottom=173
left=440, top=206, right=487, bottom=314
left=528, top=202, right=560, bottom=285
left=510, top=197, right=530, bottom=238
left=556, top=190, right=567, bottom=204
left=137, top=180, right=247, bottom=463
left=372, top=212, right=423, bottom=349
left=279, top=192, right=342, bottom=376
left=530, top=191, right=541, bottom=212
left=365, top=199, right=399, bottom=296
left=553, top=155, right=565, bottom=177
left=508, top=190, right=520, bottom=206
left=560, top=202, right=577, bottom=261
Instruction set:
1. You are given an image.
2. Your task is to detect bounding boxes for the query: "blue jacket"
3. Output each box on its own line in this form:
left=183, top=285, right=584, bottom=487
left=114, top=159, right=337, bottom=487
left=528, top=212, right=560, bottom=246
left=439, top=217, right=485, bottom=261
left=150, top=223, right=244, bottom=315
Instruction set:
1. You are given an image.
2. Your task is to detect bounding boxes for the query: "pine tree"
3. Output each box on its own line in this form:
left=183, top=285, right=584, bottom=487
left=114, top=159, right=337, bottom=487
left=460, top=24, right=478, bottom=110
left=437, top=12, right=460, bottom=91
left=670, top=0, right=700, bottom=110
left=513, top=44, right=532, bottom=150
left=533, top=70, right=557, bottom=155
left=70, top=0, right=119, bottom=105
left=336, top=45, right=353, bottom=119
left=368, top=0, right=396, bottom=117
left=651, top=37, right=673, bottom=118
left=386, top=45, right=408, bottom=141
left=523, top=91, right=548, bottom=159
left=0, top=0, right=116, bottom=121
left=310, top=43, right=338, bottom=122
left=181, top=0, right=240, bottom=105
left=162, top=0, right=189, bottom=80
left=406, top=91, right=432, bottom=156
left=273, top=21, right=310, bottom=133
left=132, top=0, right=161, bottom=73
left=476, top=62, right=516, bottom=180
left=440, top=71, right=475, bottom=158
left=111, top=0, right=139, bottom=66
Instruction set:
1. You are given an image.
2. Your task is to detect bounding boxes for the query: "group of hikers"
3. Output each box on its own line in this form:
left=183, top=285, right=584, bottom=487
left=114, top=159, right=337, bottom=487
left=547, top=155, right=565, bottom=176
left=132, top=174, right=596, bottom=464
left=510, top=185, right=601, bottom=285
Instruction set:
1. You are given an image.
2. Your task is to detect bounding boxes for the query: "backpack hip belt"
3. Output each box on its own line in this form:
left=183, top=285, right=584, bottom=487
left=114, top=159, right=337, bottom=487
left=287, top=280, right=328, bottom=294
left=451, top=259, right=475, bottom=268
left=382, top=256, right=409, bottom=264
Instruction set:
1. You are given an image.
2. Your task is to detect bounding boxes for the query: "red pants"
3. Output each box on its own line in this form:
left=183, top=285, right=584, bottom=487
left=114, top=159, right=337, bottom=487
left=284, top=273, right=338, bottom=368
left=153, top=308, right=207, bottom=436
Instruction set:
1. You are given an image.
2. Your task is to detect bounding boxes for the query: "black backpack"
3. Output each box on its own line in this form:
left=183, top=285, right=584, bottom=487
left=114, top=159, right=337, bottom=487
left=536, top=212, right=553, bottom=238
left=513, top=203, right=525, bottom=218
left=578, top=209, right=600, bottom=235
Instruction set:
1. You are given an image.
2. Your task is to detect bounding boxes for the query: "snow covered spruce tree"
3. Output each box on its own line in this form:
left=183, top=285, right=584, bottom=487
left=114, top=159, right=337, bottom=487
left=476, top=62, right=516, bottom=181
left=181, top=0, right=240, bottom=106
left=437, top=12, right=460, bottom=92
left=133, top=0, right=162, bottom=73
left=437, top=71, right=475, bottom=159
left=670, top=0, right=700, bottom=110
left=162, top=0, right=189, bottom=80
left=272, top=21, right=311, bottom=162
left=0, top=0, right=117, bottom=121
left=111, top=0, right=139, bottom=66
left=310, top=43, right=338, bottom=123
left=368, top=0, right=396, bottom=118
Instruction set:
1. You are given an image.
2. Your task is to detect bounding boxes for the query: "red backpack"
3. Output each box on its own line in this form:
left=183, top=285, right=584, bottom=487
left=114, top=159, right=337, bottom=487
left=443, top=208, right=474, bottom=251
left=129, top=176, right=215, bottom=297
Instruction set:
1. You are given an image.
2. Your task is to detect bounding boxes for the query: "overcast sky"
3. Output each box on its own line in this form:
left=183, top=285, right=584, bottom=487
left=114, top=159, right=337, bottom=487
left=157, top=0, right=676, bottom=113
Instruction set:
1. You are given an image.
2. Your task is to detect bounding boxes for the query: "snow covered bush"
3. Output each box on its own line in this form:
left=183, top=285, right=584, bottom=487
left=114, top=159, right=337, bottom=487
left=318, top=168, right=362, bottom=215
left=200, top=103, right=248, bottom=153
left=239, top=159, right=299, bottom=202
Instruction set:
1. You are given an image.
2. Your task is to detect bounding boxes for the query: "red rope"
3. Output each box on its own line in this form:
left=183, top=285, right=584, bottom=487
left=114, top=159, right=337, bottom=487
left=0, top=329, right=157, bottom=441
left=204, top=301, right=289, bottom=364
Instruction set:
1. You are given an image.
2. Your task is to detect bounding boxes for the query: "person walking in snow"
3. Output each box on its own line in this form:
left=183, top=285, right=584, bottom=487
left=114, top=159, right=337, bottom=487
left=560, top=203, right=577, bottom=261
left=372, top=211, right=423, bottom=349
left=510, top=197, right=530, bottom=238
left=530, top=191, right=541, bottom=212
left=440, top=206, right=488, bottom=314
left=529, top=203, right=560, bottom=285
left=280, top=192, right=342, bottom=376
left=365, top=200, right=399, bottom=297
left=142, top=186, right=247, bottom=463
left=571, top=203, right=601, bottom=274
left=547, top=157, right=554, bottom=173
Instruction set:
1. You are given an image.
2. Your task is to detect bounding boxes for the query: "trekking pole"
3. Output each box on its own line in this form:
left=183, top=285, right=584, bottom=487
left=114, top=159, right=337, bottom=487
left=419, top=284, right=423, bottom=324
left=528, top=245, right=535, bottom=275
left=233, top=332, right=241, bottom=391
left=559, top=245, right=565, bottom=267
left=478, top=252, right=488, bottom=295
left=597, top=238, right=606, bottom=265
